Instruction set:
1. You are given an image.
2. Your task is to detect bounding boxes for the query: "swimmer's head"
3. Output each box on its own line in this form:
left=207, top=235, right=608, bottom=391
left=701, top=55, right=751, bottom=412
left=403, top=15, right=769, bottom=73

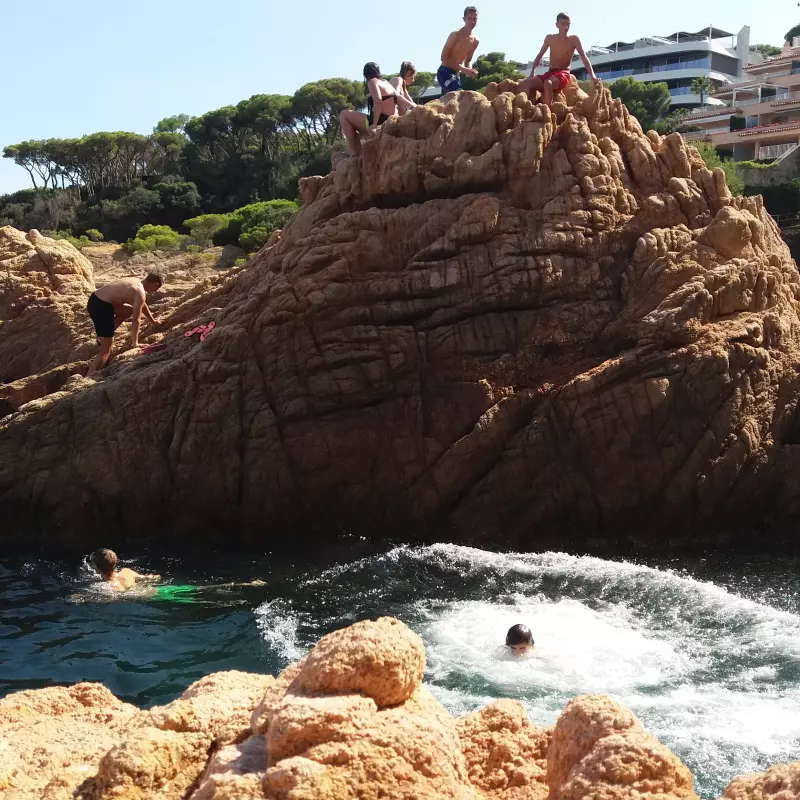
left=556, top=12, right=570, bottom=33
left=463, top=5, right=478, bottom=28
left=506, top=623, right=534, bottom=655
left=89, top=548, right=118, bottom=580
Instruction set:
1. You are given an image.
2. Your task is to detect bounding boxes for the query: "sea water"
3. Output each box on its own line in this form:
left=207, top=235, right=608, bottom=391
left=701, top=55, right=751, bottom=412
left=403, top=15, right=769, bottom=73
left=2, top=543, right=799, bottom=797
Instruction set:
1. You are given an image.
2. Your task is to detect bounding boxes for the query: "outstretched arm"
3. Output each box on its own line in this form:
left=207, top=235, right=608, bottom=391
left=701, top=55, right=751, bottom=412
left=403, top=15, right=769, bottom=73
left=574, top=36, right=598, bottom=80
left=142, top=302, right=157, bottom=325
left=531, top=36, right=550, bottom=71
left=130, top=293, right=144, bottom=347
left=464, top=38, right=479, bottom=75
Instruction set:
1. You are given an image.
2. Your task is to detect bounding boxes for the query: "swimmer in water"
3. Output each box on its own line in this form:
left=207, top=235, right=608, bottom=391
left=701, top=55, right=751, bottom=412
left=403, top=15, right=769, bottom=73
left=89, top=548, right=160, bottom=591
left=506, top=623, right=534, bottom=656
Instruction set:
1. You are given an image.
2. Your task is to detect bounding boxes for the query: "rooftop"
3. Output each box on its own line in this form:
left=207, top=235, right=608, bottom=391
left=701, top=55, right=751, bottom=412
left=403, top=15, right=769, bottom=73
left=584, top=27, right=735, bottom=56
left=745, top=48, right=800, bottom=70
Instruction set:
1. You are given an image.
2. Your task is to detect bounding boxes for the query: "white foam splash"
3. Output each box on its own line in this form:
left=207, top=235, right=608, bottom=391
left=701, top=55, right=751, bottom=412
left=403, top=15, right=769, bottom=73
left=253, top=543, right=800, bottom=796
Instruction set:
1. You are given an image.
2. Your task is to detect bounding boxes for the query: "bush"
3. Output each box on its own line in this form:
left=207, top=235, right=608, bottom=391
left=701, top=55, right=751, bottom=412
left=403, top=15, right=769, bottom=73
left=51, top=229, right=89, bottom=250
left=85, top=228, right=104, bottom=241
left=185, top=243, right=202, bottom=267
left=183, top=213, right=231, bottom=246
left=234, top=257, right=248, bottom=267
left=735, top=160, right=776, bottom=170
left=213, top=199, right=298, bottom=252
left=693, top=142, right=744, bottom=196
left=124, top=223, right=185, bottom=254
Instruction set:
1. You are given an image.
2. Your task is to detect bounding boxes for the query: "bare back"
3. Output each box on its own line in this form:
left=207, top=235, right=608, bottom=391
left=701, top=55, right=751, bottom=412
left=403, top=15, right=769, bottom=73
left=94, top=277, right=146, bottom=309
left=109, top=567, right=141, bottom=591
left=368, top=77, right=399, bottom=121
left=441, top=29, right=479, bottom=71
left=546, top=34, right=580, bottom=71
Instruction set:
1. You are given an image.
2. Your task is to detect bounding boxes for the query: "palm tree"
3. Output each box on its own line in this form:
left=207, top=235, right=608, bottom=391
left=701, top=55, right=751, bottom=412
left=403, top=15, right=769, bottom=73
left=691, top=77, right=715, bottom=107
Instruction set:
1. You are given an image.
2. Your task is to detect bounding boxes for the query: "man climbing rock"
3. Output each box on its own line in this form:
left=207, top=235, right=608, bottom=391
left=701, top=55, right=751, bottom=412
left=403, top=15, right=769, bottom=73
left=516, top=12, right=600, bottom=107
left=437, top=6, right=480, bottom=95
left=86, top=271, right=163, bottom=374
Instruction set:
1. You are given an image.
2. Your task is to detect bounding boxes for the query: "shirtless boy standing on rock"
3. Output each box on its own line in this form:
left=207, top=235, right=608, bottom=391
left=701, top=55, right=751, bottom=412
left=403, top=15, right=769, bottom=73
left=517, top=12, right=599, bottom=107
left=86, top=272, right=163, bottom=374
left=437, top=6, right=480, bottom=94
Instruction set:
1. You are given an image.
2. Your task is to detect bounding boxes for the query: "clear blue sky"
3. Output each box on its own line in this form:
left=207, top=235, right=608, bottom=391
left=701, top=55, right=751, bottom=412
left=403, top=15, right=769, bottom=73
left=0, top=0, right=792, bottom=194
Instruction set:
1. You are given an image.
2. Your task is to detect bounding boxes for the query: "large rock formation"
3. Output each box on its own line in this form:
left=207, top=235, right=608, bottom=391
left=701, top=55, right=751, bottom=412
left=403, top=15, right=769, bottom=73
left=3, top=615, right=796, bottom=800
left=2, top=82, right=800, bottom=548
left=0, top=227, right=95, bottom=384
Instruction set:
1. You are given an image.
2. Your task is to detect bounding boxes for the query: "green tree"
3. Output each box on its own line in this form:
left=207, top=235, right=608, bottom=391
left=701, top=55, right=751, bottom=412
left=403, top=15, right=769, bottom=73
left=291, top=78, right=365, bottom=152
left=155, top=114, right=191, bottom=134
left=654, top=109, right=689, bottom=135
left=609, top=77, right=671, bottom=131
left=408, top=71, right=436, bottom=99
left=785, top=24, right=800, bottom=43
left=215, top=199, right=298, bottom=251
left=690, top=77, right=714, bottom=106
left=184, top=213, right=231, bottom=245
left=85, top=228, right=104, bottom=241
left=754, top=43, right=782, bottom=58
left=461, top=53, right=524, bottom=91
left=693, top=142, right=743, bottom=196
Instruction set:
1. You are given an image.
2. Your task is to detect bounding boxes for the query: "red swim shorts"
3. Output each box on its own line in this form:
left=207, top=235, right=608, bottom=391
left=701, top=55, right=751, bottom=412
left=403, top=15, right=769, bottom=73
left=542, top=69, right=571, bottom=91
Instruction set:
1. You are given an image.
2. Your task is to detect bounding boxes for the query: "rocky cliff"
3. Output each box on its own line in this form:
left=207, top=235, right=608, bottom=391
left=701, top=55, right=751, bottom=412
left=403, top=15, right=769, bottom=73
left=0, top=616, right=793, bottom=800
left=2, top=81, right=800, bottom=548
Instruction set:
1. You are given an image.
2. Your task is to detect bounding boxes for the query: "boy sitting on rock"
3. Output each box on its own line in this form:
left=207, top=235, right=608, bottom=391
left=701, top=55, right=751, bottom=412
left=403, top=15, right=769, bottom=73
left=515, top=12, right=600, bottom=107
left=89, top=548, right=159, bottom=591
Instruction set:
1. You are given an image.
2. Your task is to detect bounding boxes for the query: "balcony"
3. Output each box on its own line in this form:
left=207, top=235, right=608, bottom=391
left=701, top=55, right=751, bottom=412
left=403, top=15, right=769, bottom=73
left=688, top=91, right=800, bottom=117
left=737, top=121, right=800, bottom=138
left=758, top=143, right=798, bottom=159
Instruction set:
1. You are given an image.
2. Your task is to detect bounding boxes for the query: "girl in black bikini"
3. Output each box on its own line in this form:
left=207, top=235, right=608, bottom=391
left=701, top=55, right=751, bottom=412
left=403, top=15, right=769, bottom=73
left=339, top=62, right=414, bottom=156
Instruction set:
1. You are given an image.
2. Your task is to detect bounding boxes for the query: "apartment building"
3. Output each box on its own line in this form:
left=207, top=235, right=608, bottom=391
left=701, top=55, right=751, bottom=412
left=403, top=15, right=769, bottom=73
left=567, top=26, right=751, bottom=108
left=684, top=42, right=800, bottom=161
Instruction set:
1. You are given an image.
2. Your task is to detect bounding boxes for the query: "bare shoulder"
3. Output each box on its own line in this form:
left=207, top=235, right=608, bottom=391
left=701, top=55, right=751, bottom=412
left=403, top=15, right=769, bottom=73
left=569, top=34, right=583, bottom=46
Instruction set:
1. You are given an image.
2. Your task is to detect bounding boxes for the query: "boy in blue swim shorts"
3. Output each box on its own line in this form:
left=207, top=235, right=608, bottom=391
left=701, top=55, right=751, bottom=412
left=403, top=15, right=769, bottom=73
left=437, top=6, right=480, bottom=94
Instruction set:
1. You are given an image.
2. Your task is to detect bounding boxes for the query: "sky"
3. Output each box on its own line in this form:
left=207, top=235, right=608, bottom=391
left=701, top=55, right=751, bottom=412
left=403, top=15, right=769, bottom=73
left=0, top=0, right=793, bottom=194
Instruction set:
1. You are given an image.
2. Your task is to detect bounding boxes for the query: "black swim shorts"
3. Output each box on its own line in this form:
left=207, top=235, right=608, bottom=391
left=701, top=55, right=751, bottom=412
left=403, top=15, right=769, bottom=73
left=87, top=293, right=115, bottom=338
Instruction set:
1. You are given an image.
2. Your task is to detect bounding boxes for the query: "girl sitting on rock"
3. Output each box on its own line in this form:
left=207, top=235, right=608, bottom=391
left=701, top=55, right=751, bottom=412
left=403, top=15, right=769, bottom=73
left=339, top=62, right=414, bottom=156
left=389, top=61, right=418, bottom=113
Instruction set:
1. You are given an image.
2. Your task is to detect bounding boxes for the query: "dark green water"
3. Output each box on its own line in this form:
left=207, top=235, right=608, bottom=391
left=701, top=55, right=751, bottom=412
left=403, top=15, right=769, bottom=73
left=2, top=543, right=799, bottom=798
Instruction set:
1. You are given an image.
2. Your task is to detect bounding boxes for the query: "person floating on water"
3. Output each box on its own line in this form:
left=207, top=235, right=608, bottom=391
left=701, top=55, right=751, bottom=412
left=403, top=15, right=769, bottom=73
left=89, top=548, right=160, bottom=591
left=389, top=62, right=418, bottom=113
left=86, top=272, right=164, bottom=374
left=506, top=623, right=534, bottom=656
left=515, top=12, right=599, bottom=107
left=87, top=548, right=265, bottom=601
left=339, top=63, right=415, bottom=156
left=437, top=6, right=479, bottom=95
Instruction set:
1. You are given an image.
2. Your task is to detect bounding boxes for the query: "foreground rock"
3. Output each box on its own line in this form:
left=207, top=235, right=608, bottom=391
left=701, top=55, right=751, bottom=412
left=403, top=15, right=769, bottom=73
left=2, top=82, right=800, bottom=548
left=3, top=616, right=794, bottom=800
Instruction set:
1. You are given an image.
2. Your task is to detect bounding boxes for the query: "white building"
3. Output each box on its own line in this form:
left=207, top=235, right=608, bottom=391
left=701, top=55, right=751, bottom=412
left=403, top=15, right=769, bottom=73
left=568, top=26, right=753, bottom=109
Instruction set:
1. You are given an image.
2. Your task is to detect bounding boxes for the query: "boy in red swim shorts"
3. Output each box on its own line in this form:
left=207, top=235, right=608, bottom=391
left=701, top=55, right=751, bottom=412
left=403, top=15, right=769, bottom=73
left=516, top=12, right=600, bottom=107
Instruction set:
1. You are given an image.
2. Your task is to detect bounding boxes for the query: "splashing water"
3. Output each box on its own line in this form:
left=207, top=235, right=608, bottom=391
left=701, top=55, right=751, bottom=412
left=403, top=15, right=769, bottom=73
left=2, top=543, right=800, bottom=798
left=254, top=545, right=800, bottom=796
